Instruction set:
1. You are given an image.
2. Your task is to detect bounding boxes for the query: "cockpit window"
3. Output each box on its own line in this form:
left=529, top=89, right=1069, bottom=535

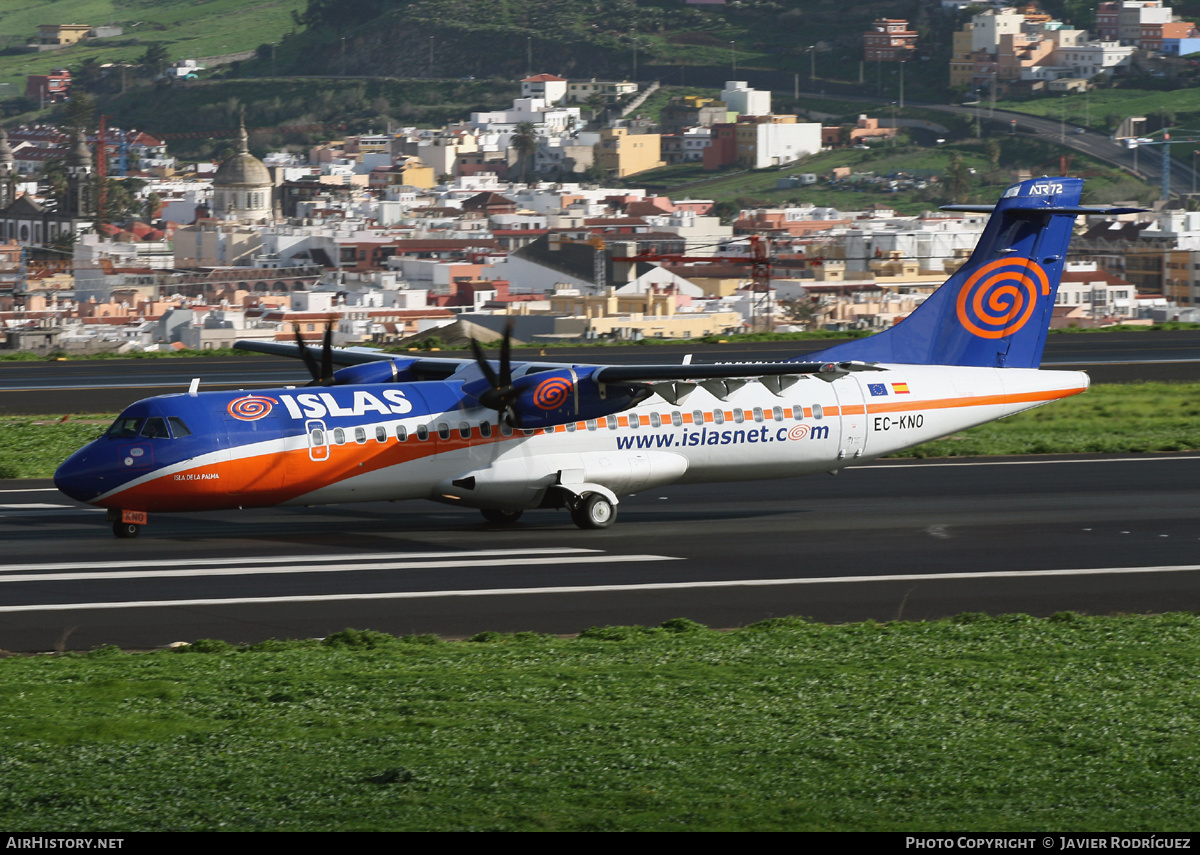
left=140, top=417, right=170, bottom=439
left=106, top=417, right=144, bottom=438
left=168, top=417, right=192, bottom=438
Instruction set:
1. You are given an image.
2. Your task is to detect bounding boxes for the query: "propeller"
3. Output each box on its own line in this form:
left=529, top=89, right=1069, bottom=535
left=293, top=321, right=336, bottom=386
left=469, top=322, right=522, bottom=427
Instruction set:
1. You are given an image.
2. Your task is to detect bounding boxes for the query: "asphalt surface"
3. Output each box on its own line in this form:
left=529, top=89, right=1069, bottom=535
left=3, top=334, right=1199, bottom=651
left=4, top=452, right=1200, bottom=651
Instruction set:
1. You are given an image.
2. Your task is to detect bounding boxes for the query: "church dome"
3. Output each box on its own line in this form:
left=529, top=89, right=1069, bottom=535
left=213, top=122, right=270, bottom=188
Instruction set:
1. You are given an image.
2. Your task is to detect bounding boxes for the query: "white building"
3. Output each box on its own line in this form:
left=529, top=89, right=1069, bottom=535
left=720, top=81, right=771, bottom=117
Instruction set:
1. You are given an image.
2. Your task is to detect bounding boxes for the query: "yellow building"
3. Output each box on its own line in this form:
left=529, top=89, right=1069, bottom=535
left=595, top=128, right=664, bottom=179
left=38, top=24, right=92, bottom=46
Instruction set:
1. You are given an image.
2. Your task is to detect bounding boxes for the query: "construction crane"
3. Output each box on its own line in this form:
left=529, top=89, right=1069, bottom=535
left=1125, top=129, right=1200, bottom=200
left=608, top=234, right=776, bottom=332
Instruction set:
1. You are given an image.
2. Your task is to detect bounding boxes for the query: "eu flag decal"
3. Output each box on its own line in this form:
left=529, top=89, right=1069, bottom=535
left=868, top=383, right=889, bottom=396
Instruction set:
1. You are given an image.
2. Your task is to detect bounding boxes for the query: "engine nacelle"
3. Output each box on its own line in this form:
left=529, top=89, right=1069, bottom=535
left=331, top=359, right=418, bottom=385
left=508, top=368, right=651, bottom=429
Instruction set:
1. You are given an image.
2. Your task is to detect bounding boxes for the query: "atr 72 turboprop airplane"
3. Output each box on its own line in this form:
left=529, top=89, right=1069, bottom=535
left=55, top=178, right=1136, bottom=538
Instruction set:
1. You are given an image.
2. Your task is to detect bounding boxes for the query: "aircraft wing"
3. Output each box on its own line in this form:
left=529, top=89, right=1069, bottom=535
left=591, top=360, right=885, bottom=382
left=235, top=339, right=467, bottom=380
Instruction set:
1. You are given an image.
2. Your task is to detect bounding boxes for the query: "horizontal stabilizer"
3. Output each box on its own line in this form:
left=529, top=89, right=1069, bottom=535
left=939, top=204, right=1148, bottom=216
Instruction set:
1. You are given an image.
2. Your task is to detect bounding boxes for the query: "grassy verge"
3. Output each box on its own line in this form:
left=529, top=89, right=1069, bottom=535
left=2, top=615, right=1199, bottom=831
left=896, top=381, right=1200, bottom=458
left=10, top=382, right=1200, bottom=479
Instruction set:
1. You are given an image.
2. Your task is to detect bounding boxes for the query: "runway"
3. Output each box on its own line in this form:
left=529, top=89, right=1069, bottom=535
left=4, top=452, right=1200, bottom=651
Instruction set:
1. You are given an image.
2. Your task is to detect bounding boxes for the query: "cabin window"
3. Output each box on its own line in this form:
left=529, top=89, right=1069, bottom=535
left=437, top=423, right=450, bottom=440
left=671, top=411, right=682, bottom=427
left=395, top=425, right=408, bottom=441
left=793, top=405, right=804, bottom=420
left=416, top=424, right=429, bottom=441
left=607, top=416, right=618, bottom=430
left=733, top=409, right=744, bottom=424
left=773, top=406, right=784, bottom=421
left=168, top=417, right=192, bottom=437
left=753, top=407, right=764, bottom=423
left=500, top=424, right=513, bottom=436
left=354, top=427, right=367, bottom=444
left=140, top=417, right=169, bottom=439
left=692, top=409, right=704, bottom=425
left=650, top=412, right=661, bottom=428
left=812, top=404, right=824, bottom=420
left=586, top=420, right=597, bottom=431
left=713, top=410, right=725, bottom=425
left=543, top=427, right=554, bottom=435
left=481, top=422, right=492, bottom=438
left=333, top=428, right=346, bottom=445
left=458, top=422, right=471, bottom=439
left=566, top=421, right=577, bottom=432
left=310, top=428, right=325, bottom=446
left=375, top=426, right=387, bottom=443
left=629, top=414, right=641, bottom=428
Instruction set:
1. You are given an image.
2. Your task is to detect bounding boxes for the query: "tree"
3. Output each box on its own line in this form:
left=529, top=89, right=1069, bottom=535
left=144, top=192, right=162, bottom=225
left=945, top=152, right=971, bottom=203
left=141, top=44, right=170, bottom=79
left=510, top=121, right=538, bottom=184
left=779, top=296, right=821, bottom=330
left=985, top=138, right=1002, bottom=170
left=53, top=92, right=95, bottom=136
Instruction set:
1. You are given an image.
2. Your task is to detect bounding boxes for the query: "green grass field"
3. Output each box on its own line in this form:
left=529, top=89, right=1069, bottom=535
left=0, top=0, right=305, bottom=90
left=2, top=615, right=1200, bottom=830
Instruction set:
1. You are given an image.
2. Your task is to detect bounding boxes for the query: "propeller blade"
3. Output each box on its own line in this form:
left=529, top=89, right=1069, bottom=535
left=293, top=324, right=322, bottom=384
left=320, top=322, right=334, bottom=385
left=470, top=337, right=499, bottom=389
left=499, top=319, right=513, bottom=387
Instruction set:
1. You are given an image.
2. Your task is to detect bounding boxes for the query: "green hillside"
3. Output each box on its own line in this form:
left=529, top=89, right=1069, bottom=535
left=0, top=1, right=305, bottom=92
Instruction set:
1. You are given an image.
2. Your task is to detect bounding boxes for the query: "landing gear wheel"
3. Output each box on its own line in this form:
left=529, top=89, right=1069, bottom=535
left=113, top=521, right=141, bottom=539
left=480, top=507, right=523, bottom=525
left=571, top=493, right=616, bottom=530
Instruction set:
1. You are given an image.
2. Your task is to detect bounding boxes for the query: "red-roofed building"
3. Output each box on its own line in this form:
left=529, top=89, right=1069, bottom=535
left=521, top=73, right=568, bottom=105
left=26, top=69, right=70, bottom=104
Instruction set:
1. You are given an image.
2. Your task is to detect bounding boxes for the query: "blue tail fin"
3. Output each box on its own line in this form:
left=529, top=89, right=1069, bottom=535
left=803, top=177, right=1117, bottom=369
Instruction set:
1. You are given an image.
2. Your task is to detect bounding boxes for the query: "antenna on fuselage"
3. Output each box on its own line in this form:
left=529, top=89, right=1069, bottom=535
left=188, top=378, right=199, bottom=397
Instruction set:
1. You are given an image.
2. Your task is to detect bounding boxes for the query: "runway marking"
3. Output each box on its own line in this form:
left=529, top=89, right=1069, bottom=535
left=5, top=562, right=1200, bottom=613
left=862, top=455, right=1200, bottom=469
left=0, top=548, right=603, bottom=575
left=0, top=554, right=677, bottom=585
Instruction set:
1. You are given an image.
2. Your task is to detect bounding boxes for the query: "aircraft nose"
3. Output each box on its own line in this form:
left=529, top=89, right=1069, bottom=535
left=54, top=448, right=106, bottom=504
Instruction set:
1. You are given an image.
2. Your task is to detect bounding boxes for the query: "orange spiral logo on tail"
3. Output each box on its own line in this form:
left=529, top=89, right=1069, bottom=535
left=532, top=377, right=572, bottom=411
left=955, top=258, right=1050, bottom=339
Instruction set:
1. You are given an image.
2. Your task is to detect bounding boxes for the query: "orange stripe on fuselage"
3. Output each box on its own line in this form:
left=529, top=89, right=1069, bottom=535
left=866, top=385, right=1085, bottom=415
left=101, top=428, right=512, bottom=512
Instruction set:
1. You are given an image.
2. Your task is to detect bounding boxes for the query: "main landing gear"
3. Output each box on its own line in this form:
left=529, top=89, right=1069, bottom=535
left=113, top=521, right=141, bottom=539
left=569, top=493, right=616, bottom=530
left=478, top=492, right=617, bottom=530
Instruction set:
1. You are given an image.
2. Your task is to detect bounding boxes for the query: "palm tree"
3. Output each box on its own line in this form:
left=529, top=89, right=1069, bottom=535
left=510, top=122, right=538, bottom=184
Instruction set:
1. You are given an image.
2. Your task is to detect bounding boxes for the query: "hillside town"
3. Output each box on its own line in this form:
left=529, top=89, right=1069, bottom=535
left=6, top=3, right=1200, bottom=353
